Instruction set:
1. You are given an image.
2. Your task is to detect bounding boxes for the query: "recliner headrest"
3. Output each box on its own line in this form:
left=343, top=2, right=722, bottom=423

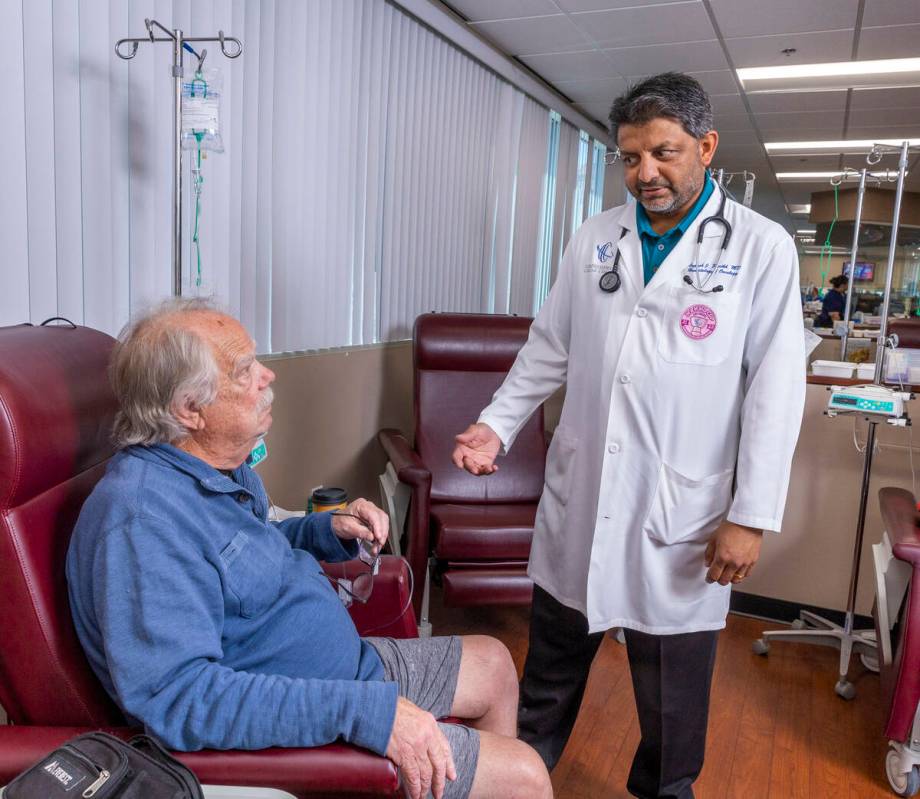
left=0, top=324, right=118, bottom=511
left=414, top=313, right=533, bottom=372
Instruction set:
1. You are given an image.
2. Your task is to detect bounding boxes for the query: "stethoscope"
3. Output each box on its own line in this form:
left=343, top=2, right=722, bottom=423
left=599, top=186, right=733, bottom=295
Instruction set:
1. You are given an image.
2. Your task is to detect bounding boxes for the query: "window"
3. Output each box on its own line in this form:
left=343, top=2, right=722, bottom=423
left=588, top=139, right=607, bottom=218
left=571, top=131, right=590, bottom=233
left=533, top=111, right=561, bottom=313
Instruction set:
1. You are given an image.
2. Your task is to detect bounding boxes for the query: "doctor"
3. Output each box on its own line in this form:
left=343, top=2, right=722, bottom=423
left=452, top=73, right=805, bottom=798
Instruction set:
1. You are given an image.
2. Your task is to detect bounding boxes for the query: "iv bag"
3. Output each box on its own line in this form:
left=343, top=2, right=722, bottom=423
left=181, top=68, right=224, bottom=152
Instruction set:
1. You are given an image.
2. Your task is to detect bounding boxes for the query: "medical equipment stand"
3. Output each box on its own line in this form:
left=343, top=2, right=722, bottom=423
left=840, top=168, right=867, bottom=360
left=115, top=20, right=242, bottom=297
left=753, top=141, right=913, bottom=699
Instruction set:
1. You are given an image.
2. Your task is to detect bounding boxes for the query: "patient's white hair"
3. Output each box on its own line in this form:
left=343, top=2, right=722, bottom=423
left=111, top=298, right=222, bottom=448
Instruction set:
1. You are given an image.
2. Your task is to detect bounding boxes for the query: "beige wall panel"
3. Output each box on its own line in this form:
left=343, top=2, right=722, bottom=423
left=745, top=384, right=919, bottom=615
left=258, top=342, right=414, bottom=511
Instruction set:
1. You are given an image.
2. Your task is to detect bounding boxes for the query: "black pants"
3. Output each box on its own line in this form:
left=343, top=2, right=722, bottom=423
left=518, top=586, right=719, bottom=799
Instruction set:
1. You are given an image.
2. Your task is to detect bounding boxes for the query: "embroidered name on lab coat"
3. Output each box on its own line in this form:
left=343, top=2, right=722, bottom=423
left=688, top=263, right=742, bottom=277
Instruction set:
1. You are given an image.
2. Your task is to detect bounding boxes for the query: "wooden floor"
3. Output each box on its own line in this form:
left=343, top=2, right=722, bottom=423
left=430, top=595, right=892, bottom=799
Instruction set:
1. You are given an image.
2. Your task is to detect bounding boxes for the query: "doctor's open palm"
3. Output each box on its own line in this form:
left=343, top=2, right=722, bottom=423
left=452, top=422, right=501, bottom=475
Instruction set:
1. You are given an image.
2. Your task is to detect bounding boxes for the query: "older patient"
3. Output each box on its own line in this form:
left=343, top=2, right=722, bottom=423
left=66, top=299, right=551, bottom=799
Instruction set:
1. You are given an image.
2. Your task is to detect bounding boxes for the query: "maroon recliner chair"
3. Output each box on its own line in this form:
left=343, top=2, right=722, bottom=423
left=378, top=313, right=547, bottom=628
left=877, top=488, right=920, bottom=796
left=0, top=322, right=416, bottom=797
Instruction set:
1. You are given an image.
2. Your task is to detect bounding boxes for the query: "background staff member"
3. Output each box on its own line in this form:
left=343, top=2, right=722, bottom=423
left=815, top=274, right=849, bottom=327
left=452, top=73, right=806, bottom=799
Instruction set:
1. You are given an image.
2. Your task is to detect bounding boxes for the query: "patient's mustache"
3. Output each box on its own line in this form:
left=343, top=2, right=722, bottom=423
left=257, top=387, right=274, bottom=413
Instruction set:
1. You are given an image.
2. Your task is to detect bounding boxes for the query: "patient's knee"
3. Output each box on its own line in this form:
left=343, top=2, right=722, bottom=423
left=510, top=743, right=553, bottom=799
left=478, top=636, right=517, bottom=700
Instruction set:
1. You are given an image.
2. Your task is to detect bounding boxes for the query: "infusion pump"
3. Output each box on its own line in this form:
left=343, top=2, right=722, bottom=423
left=826, top=383, right=913, bottom=426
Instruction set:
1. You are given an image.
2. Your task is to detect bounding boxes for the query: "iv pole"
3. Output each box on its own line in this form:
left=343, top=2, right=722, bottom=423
left=711, top=168, right=757, bottom=207
left=115, top=19, right=242, bottom=297
left=840, top=168, right=867, bottom=361
left=753, top=141, right=913, bottom=699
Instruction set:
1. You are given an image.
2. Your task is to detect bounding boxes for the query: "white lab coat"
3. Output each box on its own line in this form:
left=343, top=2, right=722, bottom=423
left=478, top=189, right=806, bottom=634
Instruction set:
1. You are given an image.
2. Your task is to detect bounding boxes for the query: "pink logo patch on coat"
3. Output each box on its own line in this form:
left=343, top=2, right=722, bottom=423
left=679, top=304, right=717, bottom=340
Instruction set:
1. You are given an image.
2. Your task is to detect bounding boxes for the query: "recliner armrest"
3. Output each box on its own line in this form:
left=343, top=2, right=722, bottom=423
left=325, top=555, right=419, bottom=639
left=378, top=429, right=430, bottom=488
left=377, top=430, right=433, bottom=616
left=880, top=487, right=920, bottom=565
left=0, top=726, right=400, bottom=798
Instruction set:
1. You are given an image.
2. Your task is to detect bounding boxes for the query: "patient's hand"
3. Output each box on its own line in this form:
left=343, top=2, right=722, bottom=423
left=386, top=696, right=456, bottom=799
left=452, top=423, right=501, bottom=476
left=330, top=498, right=389, bottom=552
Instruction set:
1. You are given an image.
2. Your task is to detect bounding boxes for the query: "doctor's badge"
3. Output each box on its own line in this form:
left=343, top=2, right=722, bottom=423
left=679, top=304, right=717, bottom=340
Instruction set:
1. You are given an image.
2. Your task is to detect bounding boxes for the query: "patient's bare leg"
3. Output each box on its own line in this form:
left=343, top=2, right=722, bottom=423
left=469, top=730, right=553, bottom=799
left=449, top=635, right=518, bottom=737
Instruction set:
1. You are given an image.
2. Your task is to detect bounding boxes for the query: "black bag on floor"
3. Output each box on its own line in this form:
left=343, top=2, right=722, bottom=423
left=2, top=731, right=203, bottom=798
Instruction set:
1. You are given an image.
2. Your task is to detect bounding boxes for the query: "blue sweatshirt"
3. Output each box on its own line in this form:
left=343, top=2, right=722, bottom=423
left=66, top=444, right=398, bottom=753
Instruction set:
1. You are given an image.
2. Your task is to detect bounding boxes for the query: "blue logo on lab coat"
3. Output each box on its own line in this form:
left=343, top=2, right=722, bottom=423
left=597, top=242, right=614, bottom=263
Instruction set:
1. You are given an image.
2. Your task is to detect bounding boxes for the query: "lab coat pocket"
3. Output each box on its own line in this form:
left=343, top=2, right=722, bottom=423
left=220, top=530, right=283, bottom=618
left=536, top=426, right=578, bottom=537
left=543, top=426, right=579, bottom=506
left=658, top=284, right=739, bottom=366
left=644, top=463, right=734, bottom=546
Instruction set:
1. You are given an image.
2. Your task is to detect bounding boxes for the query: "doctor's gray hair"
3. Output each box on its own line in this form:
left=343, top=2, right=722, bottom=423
left=110, top=298, right=222, bottom=448
left=609, top=72, right=713, bottom=141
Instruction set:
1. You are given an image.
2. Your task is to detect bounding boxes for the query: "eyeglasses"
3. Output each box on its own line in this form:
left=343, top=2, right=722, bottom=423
left=604, top=149, right=620, bottom=165
left=327, top=512, right=381, bottom=607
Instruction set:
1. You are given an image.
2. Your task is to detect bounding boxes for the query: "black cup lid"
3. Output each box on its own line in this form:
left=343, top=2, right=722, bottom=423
left=311, top=487, right=347, bottom=504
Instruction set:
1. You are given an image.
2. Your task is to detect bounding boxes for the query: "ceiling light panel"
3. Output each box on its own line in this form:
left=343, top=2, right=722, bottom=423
left=766, top=138, right=920, bottom=155
left=776, top=171, right=906, bottom=182
left=738, top=57, right=920, bottom=93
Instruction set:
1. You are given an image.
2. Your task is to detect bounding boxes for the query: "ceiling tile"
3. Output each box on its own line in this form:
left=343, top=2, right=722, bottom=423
left=519, top=49, right=619, bottom=81
left=574, top=101, right=615, bottom=124
left=555, top=76, right=628, bottom=102
left=715, top=136, right=766, bottom=154
left=850, top=87, right=920, bottom=110
left=687, top=69, right=740, bottom=95
left=716, top=153, right=770, bottom=169
left=862, top=0, right=920, bottom=27
left=756, top=109, right=846, bottom=131
left=725, top=29, right=854, bottom=68
left=471, top=14, right=590, bottom=55
left=768, top=154, right=844, bottom=170
left=709, top=0, right=858, bottom=38
left=858, top=24, right=920, bottom=60
left=554, top=0, right=690, bottom=10
left=609, top=39, right=728, bottom=76
left=846, top=124, right=920, bottom=139
left=715, top=149, right=768, bottom=169
left=840, top=153, right=876, bottom=169
left=569, top=3, right=714, bottom=48
left=848, top=106, right=920, bottom=128
left=746, top=90, right=848, bottom=113
left=710, top=93, right=746, bottom=114
left=442, top=0, right=559, bottom=21
left=757, top=127, right=849, bottom=141
left=713, top=112, right=754, bottom=132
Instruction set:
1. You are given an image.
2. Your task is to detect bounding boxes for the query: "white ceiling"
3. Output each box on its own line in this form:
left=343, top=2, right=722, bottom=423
left=439, top=0, right=920, bottom=230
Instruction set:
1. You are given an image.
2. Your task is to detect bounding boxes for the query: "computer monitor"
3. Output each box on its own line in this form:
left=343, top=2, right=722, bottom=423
left=843, top=261, right=875, bottom=281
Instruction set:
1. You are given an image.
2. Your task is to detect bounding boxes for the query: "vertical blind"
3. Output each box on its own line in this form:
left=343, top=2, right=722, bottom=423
left=0, top=0, right=607, bottom=352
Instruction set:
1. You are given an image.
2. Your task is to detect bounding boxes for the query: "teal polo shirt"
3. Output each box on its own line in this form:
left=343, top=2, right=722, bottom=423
left=637, top=174, right=714, bottom=285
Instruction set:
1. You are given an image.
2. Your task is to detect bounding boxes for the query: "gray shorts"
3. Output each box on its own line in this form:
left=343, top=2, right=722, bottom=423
left=366, top=636, right=480, bottom=799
